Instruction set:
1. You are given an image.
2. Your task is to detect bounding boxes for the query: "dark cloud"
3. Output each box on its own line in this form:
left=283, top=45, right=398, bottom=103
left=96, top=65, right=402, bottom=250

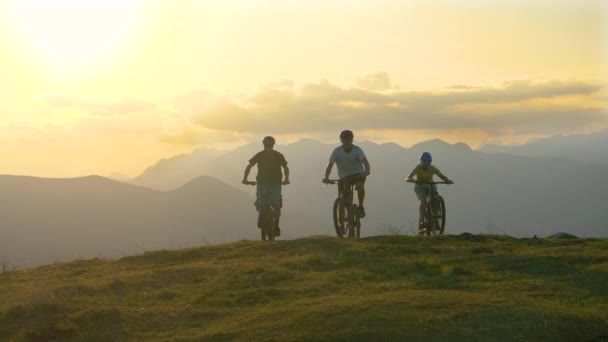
left=38, top=93, right=156, bottom=116
left=175, top=77, right=606, bottom=137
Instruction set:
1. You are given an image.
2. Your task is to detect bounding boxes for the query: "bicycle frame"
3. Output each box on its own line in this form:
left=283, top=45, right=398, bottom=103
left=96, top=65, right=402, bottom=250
left=339, top=182, right=356, bottom=224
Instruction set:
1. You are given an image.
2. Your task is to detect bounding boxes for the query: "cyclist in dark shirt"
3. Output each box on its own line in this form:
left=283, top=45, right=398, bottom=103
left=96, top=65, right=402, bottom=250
left=242, top=136, right=290, bottom=235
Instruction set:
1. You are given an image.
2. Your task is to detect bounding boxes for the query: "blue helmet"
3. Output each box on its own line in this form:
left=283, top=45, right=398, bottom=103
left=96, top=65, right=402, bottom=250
left=420, top=152, right=432, bottom=165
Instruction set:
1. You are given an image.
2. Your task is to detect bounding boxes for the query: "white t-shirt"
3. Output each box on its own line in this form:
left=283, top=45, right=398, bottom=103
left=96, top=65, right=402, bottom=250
left=329, top=145, right=367, bottom=179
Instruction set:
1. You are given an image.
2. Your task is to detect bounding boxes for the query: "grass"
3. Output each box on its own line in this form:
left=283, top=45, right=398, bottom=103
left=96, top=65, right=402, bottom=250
left=0, top=234, right=607, bottom=341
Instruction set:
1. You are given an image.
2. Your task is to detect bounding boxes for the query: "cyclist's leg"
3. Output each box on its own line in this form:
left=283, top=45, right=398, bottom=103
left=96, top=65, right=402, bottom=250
left=354, top=175, right=367, bottom=216
left=355, top=180, right=365, bottom=207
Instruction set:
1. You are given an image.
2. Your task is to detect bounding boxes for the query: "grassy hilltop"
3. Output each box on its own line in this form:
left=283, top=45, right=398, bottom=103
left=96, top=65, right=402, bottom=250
left=1, top=235, right=607, bottom=341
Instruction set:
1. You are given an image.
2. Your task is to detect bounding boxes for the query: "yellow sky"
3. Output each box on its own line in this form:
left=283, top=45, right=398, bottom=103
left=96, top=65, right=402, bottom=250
left=0, top=0, right=606, bottom=177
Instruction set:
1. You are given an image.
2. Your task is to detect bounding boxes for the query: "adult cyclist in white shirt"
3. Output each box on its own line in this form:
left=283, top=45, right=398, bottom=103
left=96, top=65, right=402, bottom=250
left=322, top=130, right=371, bottom=218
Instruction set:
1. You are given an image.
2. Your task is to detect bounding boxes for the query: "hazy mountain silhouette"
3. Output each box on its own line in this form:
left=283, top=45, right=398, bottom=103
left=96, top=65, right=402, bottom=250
left=479, top=129, right=608, bottom=165
left=132, top=147, right=227, bottom=191
left=133, top=139, right=608, bottom=239
left=0, top=175, right=322, bottom=268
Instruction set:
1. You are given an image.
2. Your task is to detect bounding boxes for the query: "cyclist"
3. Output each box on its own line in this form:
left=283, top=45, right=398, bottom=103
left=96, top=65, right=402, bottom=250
left=242, top=136, right=290, bottom=236
left=322, top=130, right=371, bottom=218
left=406, top=152, right=453, bottom=229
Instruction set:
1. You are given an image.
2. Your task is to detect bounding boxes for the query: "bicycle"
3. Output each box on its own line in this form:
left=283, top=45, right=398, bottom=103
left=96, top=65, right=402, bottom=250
left=406, top=180, right=450, bottom=236
left=324, top=177, right=362, bottom=239
left=244, top=181, right=279, bottom=241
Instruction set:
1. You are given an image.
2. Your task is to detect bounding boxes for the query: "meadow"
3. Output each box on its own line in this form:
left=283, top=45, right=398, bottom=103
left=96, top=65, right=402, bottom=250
left=1, top=234, right=607, bottom=341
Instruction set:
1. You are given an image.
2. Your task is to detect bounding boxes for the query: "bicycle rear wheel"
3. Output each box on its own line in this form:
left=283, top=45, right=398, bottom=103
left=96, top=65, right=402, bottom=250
left=333, top=198, right=346, bottom=238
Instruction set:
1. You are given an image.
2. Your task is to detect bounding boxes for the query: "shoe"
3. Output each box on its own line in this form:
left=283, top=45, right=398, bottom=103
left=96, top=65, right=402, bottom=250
left=358, top=206, right=366, bottom=218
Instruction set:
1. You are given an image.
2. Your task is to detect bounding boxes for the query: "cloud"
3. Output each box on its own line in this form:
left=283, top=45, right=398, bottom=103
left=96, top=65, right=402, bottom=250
left=174, top=76, right=605, bottom=137
left=355, top=71, right=399, bottom=91
left=37, top=93, right=156, bottom=116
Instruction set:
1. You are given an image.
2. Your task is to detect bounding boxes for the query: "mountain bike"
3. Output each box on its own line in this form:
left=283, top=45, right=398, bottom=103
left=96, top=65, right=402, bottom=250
left=324, top=177, right=362, bottom=239
left=407, top=181, right=450, bottom=236
left=244, top=181, right=278, bottom=241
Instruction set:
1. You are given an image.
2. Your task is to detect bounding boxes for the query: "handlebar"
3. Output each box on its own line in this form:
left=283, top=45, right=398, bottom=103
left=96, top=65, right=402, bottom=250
left=406, top=180, right=453, bottom=185
left=243, top=180, right=290, bottom=186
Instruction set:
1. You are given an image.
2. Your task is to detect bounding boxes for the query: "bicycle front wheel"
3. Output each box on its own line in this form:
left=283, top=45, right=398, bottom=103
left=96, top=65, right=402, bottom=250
left=354, top=207, right=361, bottom=239
left=349, top=204, right=358, bottom=239
left=261, top=208, right=276, bottom=241
left=261, top=209, right=269, bottom=241
left=333, top=198, right=346, bottom=238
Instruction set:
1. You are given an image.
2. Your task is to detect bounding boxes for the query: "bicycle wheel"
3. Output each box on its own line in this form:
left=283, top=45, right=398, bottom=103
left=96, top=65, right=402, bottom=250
left=268, top=208, right=277, bottom=241
left=354, top=207, right=361, bottom=239
left=261, top=209, right=268, bottom=241
left=348, top=204, right=358, bottom=238
left=425, top=203, right=433, bottom=236
left=428, top=200, right=437, bottom=235
left=261, top=208, right=275, bottom=241
left=333, top=198, right=346, bottom=238
left=437, top=196, right=446, bottom=234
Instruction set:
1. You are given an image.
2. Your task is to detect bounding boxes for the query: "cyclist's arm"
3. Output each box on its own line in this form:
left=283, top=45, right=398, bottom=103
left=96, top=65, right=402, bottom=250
left=362, top=158, right=371, bottom=176
left=323, top=162, right=334, bottom=181
left=406, top=167, right=417, bottom=181
left=283, top=164, right=290, bottom=183
left=436, top=170, right=453, bottom=184
left=242, top=161, right=256, bottom=183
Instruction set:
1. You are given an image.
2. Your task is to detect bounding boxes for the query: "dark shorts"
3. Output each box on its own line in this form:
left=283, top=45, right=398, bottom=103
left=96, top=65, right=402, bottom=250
left=338, top=173, right=366, bottom=195
left=255, top=183, right=282, bottom=210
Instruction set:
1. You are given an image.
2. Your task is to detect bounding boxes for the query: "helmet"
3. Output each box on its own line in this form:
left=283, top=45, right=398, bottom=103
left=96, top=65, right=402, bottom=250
left=262, top=136, right=276, bottom=146
left=420, top=152, right=432, bottom=165
left=340, top=130, right=354, bottom=140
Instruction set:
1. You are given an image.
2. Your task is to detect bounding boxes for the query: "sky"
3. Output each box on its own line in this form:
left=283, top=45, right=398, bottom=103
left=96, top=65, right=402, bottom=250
left=0, top=0, right=606, bottom=178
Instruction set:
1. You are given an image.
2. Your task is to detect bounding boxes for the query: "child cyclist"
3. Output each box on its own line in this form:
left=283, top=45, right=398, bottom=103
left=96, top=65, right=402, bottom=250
left=406, top=152, right=453, bottom=230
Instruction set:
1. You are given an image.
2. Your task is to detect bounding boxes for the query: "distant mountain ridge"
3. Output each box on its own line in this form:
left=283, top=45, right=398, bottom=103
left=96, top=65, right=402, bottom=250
left=131, top=138, right=608, bottom=239
left=479, top=129, right=608, bottom=165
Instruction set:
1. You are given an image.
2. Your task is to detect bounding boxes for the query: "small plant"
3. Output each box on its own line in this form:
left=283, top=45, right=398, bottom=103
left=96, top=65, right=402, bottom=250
left=1, top=256, right=16, bottom=275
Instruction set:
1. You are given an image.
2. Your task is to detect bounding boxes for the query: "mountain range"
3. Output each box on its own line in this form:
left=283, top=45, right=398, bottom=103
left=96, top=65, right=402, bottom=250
left=479, top=129, right=608, bottom=165
left=132, top=136, right=608, bottom=239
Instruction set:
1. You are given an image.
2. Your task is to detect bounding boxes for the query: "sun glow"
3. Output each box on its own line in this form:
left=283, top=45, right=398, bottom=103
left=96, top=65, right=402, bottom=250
left=5, top=0, right=142, bottom=74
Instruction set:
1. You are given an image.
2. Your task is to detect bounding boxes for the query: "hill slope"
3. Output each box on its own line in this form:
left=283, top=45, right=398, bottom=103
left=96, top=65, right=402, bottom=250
left=0, top=175, right=323, bottom=268
left=1, top=235, right=607, bottom=341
